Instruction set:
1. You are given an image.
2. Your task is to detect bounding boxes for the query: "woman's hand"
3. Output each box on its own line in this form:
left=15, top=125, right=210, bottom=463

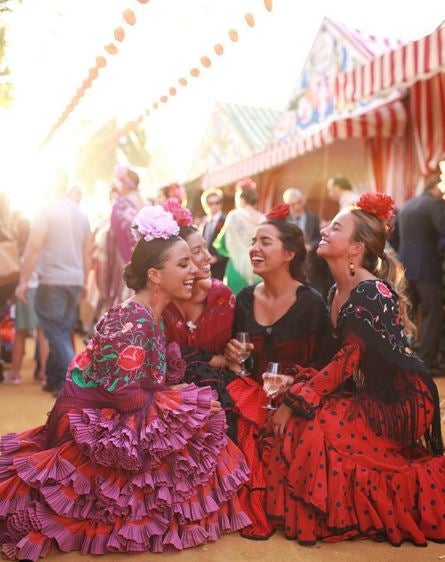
left=210, top=399, right=222, bottom=413
left=166, top=383, right=188, bottom=390
left=271, top=403, right=293, bottom=437
left=209, top=354, right=227, bottom=369
left=224, top=338, right=254, bottom=370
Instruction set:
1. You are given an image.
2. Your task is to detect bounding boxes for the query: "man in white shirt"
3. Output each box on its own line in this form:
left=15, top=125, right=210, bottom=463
left=326, top=176, right=359, bottom=210
left=16, top=169, right=93, bottom=396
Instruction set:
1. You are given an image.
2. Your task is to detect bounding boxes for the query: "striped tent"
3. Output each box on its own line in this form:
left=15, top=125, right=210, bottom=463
left=202, top=99, right=407, bottom=189
left=335, top=23, right=445, bottom=178
left=203, top=23, right=445, bottom=196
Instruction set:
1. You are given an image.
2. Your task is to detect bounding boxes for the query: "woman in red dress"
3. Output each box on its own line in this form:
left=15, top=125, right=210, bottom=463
left=162, top=200, right=239, bottom=439
left=224, top=206, right=329, bottom=539
left=263, top=193, right=445, bottom=546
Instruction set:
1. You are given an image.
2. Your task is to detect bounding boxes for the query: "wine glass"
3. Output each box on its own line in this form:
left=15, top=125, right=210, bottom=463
left=262, top=362, right=287, bottom=410
left=236, top=332, right=250, bottom=376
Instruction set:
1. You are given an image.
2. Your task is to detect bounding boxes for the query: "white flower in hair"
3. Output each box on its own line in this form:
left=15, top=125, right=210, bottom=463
left=132, top=205, right=180, bottom=242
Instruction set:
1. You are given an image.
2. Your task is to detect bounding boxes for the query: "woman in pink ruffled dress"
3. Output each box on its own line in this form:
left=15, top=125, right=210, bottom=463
left=0, top=205, right=250, bottom=561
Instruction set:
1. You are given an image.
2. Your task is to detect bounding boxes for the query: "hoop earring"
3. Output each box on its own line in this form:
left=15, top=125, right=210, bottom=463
left=349, top=261, right=356, bottom=277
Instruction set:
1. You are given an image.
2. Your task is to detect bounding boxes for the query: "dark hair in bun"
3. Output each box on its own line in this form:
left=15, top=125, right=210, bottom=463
left=123, top=236, right=182, bottom=291
left=264, top=219, right=307, bottom=283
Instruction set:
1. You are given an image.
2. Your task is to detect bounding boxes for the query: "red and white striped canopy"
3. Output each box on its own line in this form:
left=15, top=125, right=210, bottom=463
left=202, top=99, right=406, bottom=189
left=334, top=25, right=445, bottom=105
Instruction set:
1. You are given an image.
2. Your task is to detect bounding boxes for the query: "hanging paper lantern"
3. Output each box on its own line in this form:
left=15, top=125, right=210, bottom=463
left=169, top=86, right=177, bottom=96
left=214, top=43, right=224, bottom=55
left=178, top=77, right=188, bottom=86
left=245, top=13, right=255, bottom=27
left=123, top=8, right=136, bottom=25
left=264, top=0, right=273, bottom=11
left=88, top=67, right=99, bottom=80
left=228, top=29, right=238, bottom=42
left=114, top=26, right=125, bottom=42
left=105, top=43, right=119, bottom=55
left=190, top=67, right=200, bottom=77
left=160, top=95, right=168, bottom=103
left=83, top=76, right=93, bottom=89
left=200, top=56, right=211, bottom=68
left=152, top=102, right=159, bottom=109
left=96, top=55, right=107, bottom=68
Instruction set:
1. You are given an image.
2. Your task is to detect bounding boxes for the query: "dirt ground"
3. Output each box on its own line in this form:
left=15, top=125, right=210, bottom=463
left=1, top=339, right=444, bottom=562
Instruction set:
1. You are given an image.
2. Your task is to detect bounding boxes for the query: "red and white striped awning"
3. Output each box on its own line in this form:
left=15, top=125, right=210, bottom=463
left=334, top=25, right=445, bottom=105
left=202, top=99, right=407, bottom=189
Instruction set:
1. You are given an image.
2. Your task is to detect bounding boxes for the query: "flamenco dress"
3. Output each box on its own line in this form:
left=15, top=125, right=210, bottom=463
left=0, top=301, right=250, bottom=560
left=227, top=285, right=329, bottom=539
left=163, top=279, right=239, bottom=440
left=261, top=280, right=445, bottom=546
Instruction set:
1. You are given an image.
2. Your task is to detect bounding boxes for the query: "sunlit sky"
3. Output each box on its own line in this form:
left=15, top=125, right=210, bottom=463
left=1, top=0, right=444, bottom=216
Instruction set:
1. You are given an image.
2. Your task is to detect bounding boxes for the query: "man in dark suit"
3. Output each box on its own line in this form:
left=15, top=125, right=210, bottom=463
left=396, top=174, right=445, bottom=375
left=282, top=187, right=332, bottom=299
left=283, top=187, right=320, bottom=249
left=201, top=188, right=228, bottom=281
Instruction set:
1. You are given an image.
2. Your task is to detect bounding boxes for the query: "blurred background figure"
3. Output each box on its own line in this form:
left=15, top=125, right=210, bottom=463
left=67, top=184, right=83, bottom=205
left=326, top=175, right=359, bottom=210
left=283, top=187, right=320, bottom=250
left=396, top=173, right=445, bottom=375
left=15, top=168, right=92, bottom=397
left=213, top=178, right=264, bottom=294
left=106, top=166, right=144, bottom=308
left=155, top=182, right=187, bottom=206
left=283, top=187, right=332, bottom=299
left=201, top=188, right=227, bottom=280
left=4, top=216, right=48, bottom=385
left=0, top=192, right=20, bottom=381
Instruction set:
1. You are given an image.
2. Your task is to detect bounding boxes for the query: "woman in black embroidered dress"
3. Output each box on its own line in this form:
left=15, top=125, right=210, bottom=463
left=224, top=207, right=329, bottom=539
left=263, top=193, right=445, bottom=546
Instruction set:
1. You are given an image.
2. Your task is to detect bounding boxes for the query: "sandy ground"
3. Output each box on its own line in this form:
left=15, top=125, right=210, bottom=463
left=0, top=338, right=444, bottom=562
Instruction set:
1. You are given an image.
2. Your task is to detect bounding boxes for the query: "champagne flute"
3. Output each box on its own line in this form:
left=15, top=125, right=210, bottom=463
left=236, top=332, right=250, bottom=376
left=262, top=362, right=287, bottom=410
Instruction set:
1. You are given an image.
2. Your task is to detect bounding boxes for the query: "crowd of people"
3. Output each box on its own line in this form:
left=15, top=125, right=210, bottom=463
left=0, top=165, right=444, bottom=560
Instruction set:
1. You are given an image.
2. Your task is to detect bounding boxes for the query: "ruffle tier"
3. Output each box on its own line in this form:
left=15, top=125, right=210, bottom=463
left=0, top=384, right=251, bottom=560
left=261, top=394, right=445, bottom=546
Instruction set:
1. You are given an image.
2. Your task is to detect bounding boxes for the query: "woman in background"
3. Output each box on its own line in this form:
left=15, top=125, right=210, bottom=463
left=106, top=166, right=144, bottom=308
left=213, top=178, right=264, bottom=295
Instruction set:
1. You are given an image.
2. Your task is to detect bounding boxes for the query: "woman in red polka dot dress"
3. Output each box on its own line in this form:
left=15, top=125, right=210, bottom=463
left=262, top=193, right=445, bottom=546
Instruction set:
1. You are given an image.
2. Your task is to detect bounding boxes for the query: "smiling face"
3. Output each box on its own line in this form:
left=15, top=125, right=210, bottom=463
left=250, top=223, right=295, bottom=277
left=151, top=239, right=197, bottom=300
left=184, top=230, right=212, bottom=280
left=317, top=210, right=361, bottom=260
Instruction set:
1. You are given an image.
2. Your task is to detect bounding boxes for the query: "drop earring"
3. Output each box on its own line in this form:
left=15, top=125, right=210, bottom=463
left=349, top=261, right=356, bottom=277
left=152, top=283, right=160, bottom=306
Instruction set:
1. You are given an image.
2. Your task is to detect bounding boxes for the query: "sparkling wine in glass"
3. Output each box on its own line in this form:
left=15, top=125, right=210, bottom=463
left=236, top=332, right=250, bottom=376
left=262, top=362, right=287, bottom=410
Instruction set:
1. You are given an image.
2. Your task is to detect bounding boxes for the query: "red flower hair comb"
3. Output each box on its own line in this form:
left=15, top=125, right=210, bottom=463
left=356, top=192, right=394, bottom=221
left=162, top=197, right=193, bottom=227
left=266, top=203, right=290, bottom=221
